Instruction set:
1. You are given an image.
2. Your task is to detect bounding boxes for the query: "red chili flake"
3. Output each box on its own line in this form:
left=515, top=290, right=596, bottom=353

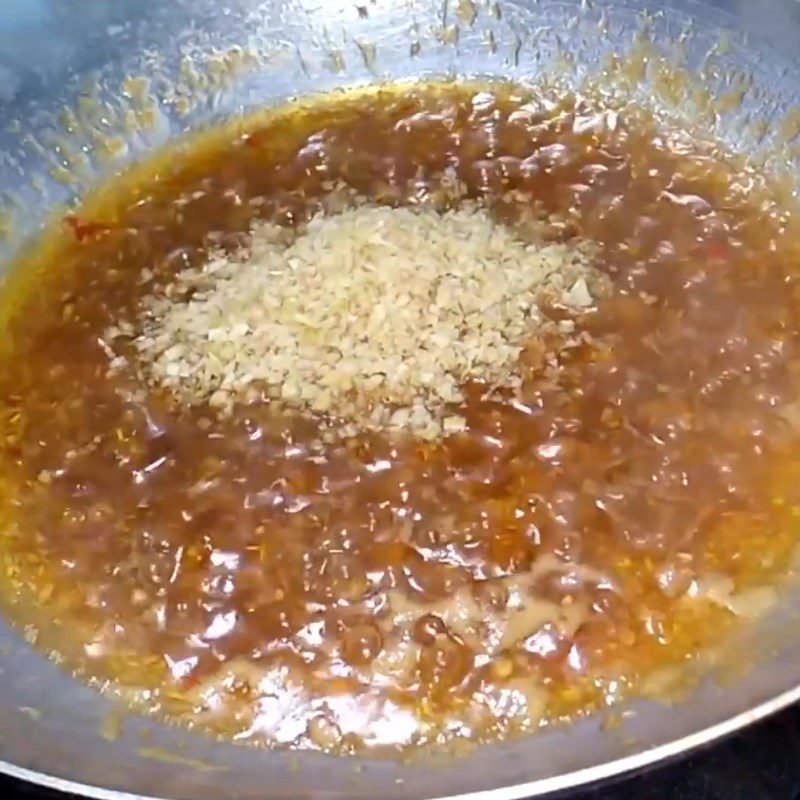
left=178, top=671, right=201, bottom=692
left=241, top=129, right=274, bottom=151
left=64, top=214, right=112, bottom=243
left=704, top=241, right=730, bottom=261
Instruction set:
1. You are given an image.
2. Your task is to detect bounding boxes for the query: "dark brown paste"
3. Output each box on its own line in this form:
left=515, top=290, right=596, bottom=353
left=1, top=81, right=800, bottom=752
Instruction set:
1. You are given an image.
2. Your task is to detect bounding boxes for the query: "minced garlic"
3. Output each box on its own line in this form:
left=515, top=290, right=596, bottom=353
left=119, top=202, right=603, bottom=439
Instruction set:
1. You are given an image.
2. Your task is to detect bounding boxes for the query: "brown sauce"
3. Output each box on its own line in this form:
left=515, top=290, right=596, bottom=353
left=1, top=80, right=800, bottom=752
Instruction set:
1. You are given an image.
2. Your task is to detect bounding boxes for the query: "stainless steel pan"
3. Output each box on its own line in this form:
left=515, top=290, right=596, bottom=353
left=1, top=1, right=800, bottom=797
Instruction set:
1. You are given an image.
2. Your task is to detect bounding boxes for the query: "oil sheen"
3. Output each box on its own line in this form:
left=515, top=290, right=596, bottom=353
left=1, top=81, right=800, bottom=753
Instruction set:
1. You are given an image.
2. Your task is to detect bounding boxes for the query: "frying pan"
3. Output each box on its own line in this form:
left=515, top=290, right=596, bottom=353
left=1, top=0, right=800, bottom=797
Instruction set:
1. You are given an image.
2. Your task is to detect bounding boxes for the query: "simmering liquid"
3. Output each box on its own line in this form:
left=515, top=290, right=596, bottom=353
left=1, top=81, right=800, bottom=752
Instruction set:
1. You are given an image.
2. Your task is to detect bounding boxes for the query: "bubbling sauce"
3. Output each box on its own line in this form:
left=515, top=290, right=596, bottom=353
left=2, top=81, right=800, bottom=752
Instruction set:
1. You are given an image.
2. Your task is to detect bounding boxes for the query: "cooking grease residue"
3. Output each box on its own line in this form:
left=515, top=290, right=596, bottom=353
left=2, top=80, right=800, bottom=753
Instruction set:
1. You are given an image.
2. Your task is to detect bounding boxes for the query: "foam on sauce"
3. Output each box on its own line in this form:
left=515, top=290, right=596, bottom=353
left=1, top=80, right=800, bottom=752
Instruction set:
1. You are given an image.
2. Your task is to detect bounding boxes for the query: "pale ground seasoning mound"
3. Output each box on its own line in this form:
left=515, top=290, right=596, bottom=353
left=123, top=203, right=603, bottom=439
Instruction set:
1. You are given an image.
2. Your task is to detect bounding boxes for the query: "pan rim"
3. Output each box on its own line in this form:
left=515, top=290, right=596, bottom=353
left=0, top=682, right=797, bottom=800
